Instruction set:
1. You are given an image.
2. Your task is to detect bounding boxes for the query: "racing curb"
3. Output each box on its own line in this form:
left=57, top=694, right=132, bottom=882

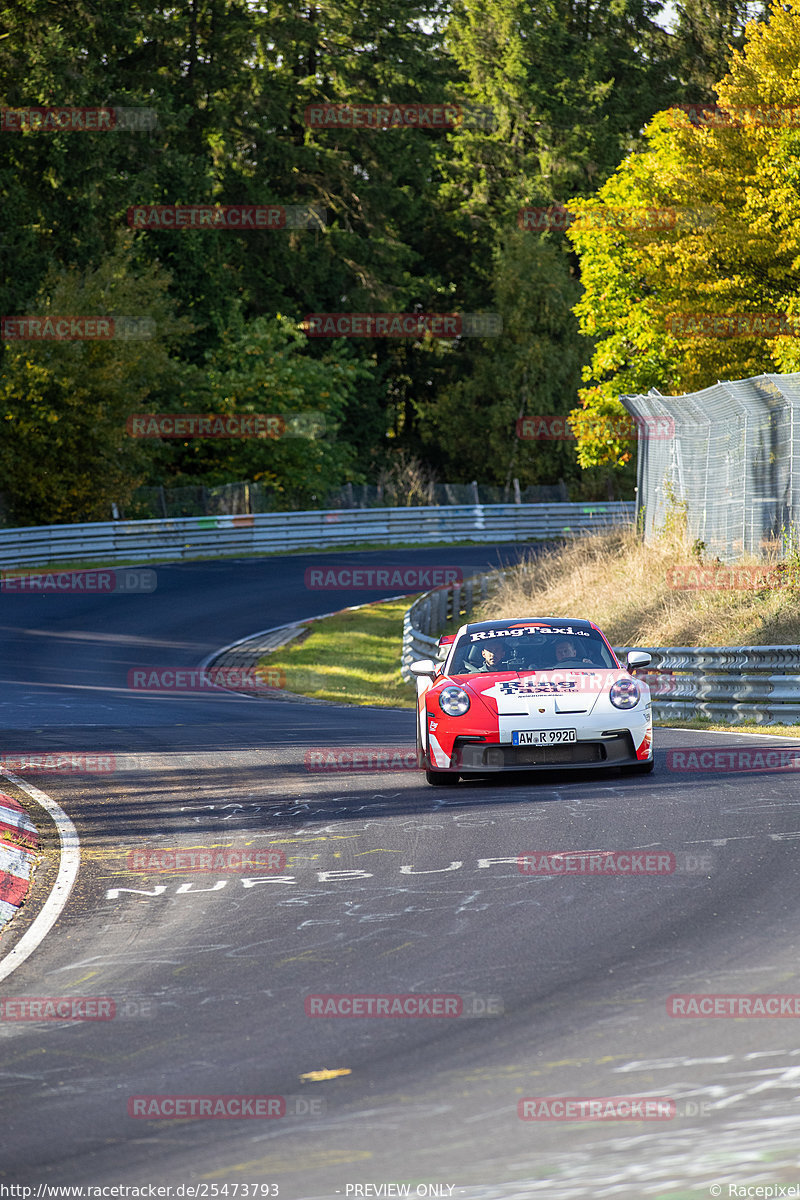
left=0, top=792, right=39, bottom=933
left=200, top=594, right=413, bottom=703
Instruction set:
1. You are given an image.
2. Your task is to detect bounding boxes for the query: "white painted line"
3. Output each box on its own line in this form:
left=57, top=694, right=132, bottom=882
left=0, top=770, right=80, bottom=983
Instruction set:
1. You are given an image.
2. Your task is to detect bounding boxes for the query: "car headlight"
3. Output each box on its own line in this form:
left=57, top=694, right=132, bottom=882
left=610, top=678, right=641, bottom=709
left=439, top=686, right=471, bottom=717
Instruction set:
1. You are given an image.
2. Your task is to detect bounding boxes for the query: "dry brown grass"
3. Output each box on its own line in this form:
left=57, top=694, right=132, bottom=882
left=475, top=527, right=800, bottom=647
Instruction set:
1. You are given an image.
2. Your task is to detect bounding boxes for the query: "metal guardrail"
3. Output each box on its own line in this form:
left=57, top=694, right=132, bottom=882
left=0, top=502, right=634, bottom=568
left=402, top=573, right=500, bottom=678
left=402, top=575, right=800, bottom=724
left=621, top=648, right=800, bottom=724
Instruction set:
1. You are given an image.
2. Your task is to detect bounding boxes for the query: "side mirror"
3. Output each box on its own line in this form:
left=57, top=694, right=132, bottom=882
left=409, top=658, right=438, bottom=678
left=626, top=651, right=652, bottom=673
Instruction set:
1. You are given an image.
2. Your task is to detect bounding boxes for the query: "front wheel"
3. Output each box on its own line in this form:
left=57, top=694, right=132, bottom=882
left=622, top=759, right=655, bottom=775
left=425, top=768, right=460, bottom=786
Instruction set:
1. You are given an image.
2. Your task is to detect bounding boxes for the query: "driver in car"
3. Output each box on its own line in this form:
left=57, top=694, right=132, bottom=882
left=474, top=643, right=514, bottom=672
left=554, top=638, right=593, bottom=666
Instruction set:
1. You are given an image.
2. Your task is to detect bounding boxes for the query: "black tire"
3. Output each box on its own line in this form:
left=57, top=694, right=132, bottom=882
left=622, top=758, right=655, bottom=775
left=425, top=768, right=460, bottom=786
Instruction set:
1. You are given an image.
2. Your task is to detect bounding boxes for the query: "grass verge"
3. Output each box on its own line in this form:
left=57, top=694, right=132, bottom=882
left=475, top=526, right=800, bottom=646
left=655, top=718, right=800, bottom=738
left=259, top=596, right=416, bottom=708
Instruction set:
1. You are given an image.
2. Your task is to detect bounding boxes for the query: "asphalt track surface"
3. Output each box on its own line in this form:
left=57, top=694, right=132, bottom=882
left=2, top=544, right=800, bottom=1197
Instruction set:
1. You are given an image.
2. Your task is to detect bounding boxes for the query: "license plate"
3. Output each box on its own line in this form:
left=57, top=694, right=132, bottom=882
left=512, top=729, right=577, bottom=746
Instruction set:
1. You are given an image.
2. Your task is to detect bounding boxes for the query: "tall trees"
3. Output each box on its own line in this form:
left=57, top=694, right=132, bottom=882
left=0, top=0, right=760, bottom=520
left=567, top=0, right=800, bottom=471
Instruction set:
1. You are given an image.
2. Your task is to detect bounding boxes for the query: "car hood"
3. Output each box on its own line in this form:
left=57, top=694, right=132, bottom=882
left=443, top=668, right=633, bottom=718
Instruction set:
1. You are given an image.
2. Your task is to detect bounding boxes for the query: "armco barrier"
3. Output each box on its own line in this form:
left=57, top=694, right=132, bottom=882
left=402, top=573, right=500, bottom=678
left=619, top=647, right=800, bottom=724
left=0, top=502, right=634, bottom=568
left=402, top=575, right=800, bottom=723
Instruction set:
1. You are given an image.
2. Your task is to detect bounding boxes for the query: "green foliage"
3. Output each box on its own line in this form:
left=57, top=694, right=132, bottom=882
left=420, top=232, right=589, bottom=489
left=567, top=0, right=800, bottom=469
left=0, top=239, right=191, bottom=524
left=0, top=0, right=740, bottom=520
left=158, top=313, right=373, bottom=509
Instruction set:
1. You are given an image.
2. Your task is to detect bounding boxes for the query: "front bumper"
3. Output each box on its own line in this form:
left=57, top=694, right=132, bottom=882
left=450, top=730, right=646, bottom=772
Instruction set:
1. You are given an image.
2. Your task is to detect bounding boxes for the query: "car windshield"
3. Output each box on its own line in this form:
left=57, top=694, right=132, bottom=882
left=448, top=628, right=617, bottom=674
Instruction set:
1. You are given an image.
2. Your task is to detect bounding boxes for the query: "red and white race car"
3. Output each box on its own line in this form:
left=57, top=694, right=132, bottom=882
left=410, top=617, right=653, bottom=785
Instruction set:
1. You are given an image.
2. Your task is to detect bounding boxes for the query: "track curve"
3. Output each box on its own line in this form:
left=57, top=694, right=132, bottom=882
left=1, top=545, right=800, bottom=1197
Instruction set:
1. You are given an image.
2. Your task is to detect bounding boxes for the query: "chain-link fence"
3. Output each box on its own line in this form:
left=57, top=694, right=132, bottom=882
left=621, top=372, right=800, bottom=562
